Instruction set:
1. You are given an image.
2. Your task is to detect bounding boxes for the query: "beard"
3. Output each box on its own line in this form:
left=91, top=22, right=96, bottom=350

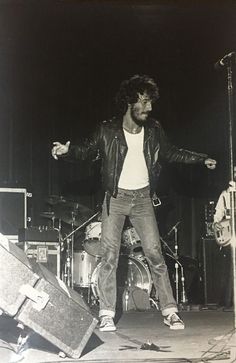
left=130, top=107, right=150, bottom=126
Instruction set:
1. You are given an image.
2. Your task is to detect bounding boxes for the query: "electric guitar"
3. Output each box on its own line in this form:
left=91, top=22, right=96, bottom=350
left=214, top=219, right=232, bottom=247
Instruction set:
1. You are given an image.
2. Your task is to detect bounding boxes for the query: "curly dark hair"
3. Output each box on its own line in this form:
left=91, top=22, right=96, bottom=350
left=115, top=74, right=159, bottom=116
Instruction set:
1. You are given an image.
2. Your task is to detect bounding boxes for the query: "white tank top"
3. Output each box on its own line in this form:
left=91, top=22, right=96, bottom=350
left=118, top=128, right=149, bottom=190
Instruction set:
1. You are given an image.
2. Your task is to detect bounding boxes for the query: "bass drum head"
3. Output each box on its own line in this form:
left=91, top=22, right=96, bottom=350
left=83, top=222, right=102, bottom=257
left=83, top=239, right=102, bottom=257
left=91, top=255, right=152, bottom=300
left=73, top=251, right=98, bottom=287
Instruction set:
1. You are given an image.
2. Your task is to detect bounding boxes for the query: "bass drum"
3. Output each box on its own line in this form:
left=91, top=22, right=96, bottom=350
left=73, top=251, right=99, bottom=287
left=83, top=222, right=102, bottom=257
left=91, top=255, right=152, bottom=300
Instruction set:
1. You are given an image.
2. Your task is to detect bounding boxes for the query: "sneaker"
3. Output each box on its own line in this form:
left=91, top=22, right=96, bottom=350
left=164, top=312, right=185, bottom=330
left=99, top=316, right=117, bottom=332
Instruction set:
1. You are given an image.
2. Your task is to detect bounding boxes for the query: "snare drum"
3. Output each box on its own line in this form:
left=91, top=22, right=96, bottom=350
left=83, top=222, right=102, bottom=257
left=91, top=254, right=152, bottom=300
left=73, top=251, right=98, bottom=287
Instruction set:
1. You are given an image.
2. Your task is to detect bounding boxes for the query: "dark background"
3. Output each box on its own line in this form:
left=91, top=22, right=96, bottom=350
left=0, top=0, right=236, bottom=258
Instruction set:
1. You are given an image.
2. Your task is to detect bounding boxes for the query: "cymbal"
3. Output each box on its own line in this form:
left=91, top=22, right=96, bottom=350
left=53, top=200, right=93, bottom=226
left=45, top=195, right=66, bottom=205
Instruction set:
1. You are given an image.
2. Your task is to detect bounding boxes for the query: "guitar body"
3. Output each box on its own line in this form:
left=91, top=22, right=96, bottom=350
left=214, top=219, right=232, bottom=247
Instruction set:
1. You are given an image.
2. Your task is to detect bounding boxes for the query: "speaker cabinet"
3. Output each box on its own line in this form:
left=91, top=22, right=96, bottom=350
left=0, top=188, right=27, bottom=237
left=16, top=263, right=98, bottom=359
left=0, top=233, right=39, bottom=316
left=201, top=237, right=230, bottom=305
left=0, top=233, right=98, bottom=359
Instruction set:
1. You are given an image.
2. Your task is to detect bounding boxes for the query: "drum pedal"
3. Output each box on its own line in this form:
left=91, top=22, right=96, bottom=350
left=149, top=297, right=160, bottom=310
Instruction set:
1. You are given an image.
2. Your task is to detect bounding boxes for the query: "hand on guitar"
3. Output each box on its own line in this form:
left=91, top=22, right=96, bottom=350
left=213, top=220, right=231, bottom=247
left=213, top=222, right=223, bottom=232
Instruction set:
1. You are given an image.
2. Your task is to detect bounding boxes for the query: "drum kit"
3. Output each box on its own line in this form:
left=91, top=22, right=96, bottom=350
left=41, top=195, right=197, bottom=306
left=41, top=196, right=154, bottom=305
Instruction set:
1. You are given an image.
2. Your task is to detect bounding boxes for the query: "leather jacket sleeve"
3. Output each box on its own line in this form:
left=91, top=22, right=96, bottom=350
left=158, top=123, right=208, bottom=164
left=62, top=126, right=101, bottom=162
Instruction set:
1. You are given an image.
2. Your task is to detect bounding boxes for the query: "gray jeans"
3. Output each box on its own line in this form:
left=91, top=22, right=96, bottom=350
left=98, top=186, right=178, bottom=318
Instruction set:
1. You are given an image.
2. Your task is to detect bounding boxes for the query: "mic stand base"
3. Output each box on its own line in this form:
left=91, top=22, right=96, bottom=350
left=161, top=237, right=187, bottom=305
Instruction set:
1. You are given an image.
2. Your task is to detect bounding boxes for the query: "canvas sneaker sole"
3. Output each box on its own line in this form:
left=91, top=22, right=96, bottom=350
left=164, top=319, right=185, bottom=330
left=99, top=325, right=117, bottom=332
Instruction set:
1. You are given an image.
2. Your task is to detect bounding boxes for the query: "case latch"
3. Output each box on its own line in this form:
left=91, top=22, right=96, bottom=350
left=19, top=284, right=49, bottom=311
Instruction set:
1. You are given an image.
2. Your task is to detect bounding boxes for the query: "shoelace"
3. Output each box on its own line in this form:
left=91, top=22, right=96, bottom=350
left=101, top=317, right=113, bottom=325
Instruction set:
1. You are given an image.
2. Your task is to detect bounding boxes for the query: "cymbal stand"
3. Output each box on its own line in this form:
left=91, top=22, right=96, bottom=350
left=71, top=212, right=76, bottom=289
left=62, top=211, right=100, bottom=288
left=64, top=212, right=81, bottom=289
left=161, top=237, right=187, bottom=304
left=64, top=236, right=72, bottom=287
left=62, top=211, right=100, bottom=243
left=51, top=215, right=55, bottom=229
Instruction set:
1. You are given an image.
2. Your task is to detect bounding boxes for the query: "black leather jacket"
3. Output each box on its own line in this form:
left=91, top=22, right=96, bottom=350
left=65, top=117, right=208, bottom=197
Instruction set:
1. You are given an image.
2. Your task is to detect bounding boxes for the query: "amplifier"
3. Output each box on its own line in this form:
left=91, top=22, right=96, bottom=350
left=204, top=200, right=216, bottom=237
left=24, top=241, right=61, bottom=278
left=0, top=188, right=28, bottom=241
left=19, top=227, right=59, bottom=242
left=201, top=237, right=225, bottom=305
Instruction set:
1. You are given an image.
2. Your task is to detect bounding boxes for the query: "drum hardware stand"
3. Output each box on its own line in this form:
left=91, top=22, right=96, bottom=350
left=149, top=297, right=159, bottom=310
left=51, top=214, right=55, bottom=229
left=15, top=323, right=34, bottom=356
left=62, top=211, right=100, bottom=288
left=160, top=237, right=187, bottom=305
left=123, top=260, right=134, bottom=311
left=124, top=281, right=130, bottom=311
left=64, top=236, right=72, bottom=287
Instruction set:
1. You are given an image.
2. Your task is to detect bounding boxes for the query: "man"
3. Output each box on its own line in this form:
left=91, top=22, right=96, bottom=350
left=52, top=75, right=216, bottom=332
left=213, top=167, right=236, bottom=230
left=213, top=168, right=236, bottom=308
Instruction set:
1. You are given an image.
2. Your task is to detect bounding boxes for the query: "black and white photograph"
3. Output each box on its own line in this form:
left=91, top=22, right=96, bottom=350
left=0, top=1, right=236, bottom=362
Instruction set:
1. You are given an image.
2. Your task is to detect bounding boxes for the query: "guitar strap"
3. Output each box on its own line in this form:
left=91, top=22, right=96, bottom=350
left=223, top=189, right=236, bottom=218
left=223, top=194, right=228, bottom=218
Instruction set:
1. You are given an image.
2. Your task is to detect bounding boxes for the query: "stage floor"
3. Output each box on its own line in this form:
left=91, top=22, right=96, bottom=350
left=0, top=308, right=235, bottom=363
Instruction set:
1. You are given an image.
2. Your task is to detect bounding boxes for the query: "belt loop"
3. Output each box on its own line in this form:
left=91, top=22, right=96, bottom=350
left=152, top=192, right=161, bottom=207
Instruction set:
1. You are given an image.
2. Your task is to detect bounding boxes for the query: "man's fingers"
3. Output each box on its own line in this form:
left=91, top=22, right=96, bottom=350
left=207, top=164, right=216, bottom=170
left=52, top=140, right=70, bottom=160
left=51, top=147, right=58, bottom=160
left=205, top=158, right=217, bottom=170
left=65, top=141, right=70, bottom=147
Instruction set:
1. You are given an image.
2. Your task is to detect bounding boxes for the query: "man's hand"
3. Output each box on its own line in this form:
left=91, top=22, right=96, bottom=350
left=213, top=222, right=223, bottom=232
left=204, top=158, right=217, bottom=170
left=51, top=141, right=70, bottom=160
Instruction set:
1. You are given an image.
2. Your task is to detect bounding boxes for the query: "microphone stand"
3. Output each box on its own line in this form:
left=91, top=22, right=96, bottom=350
left=161, top=236, right=187, bottom=305
left=225, top=56, right=236, bottom=343
left=216, top=51, right=236, bottom=359
left=173, top=226, right=179, bottom=263
left=173, top=226, right=179, bottom=304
